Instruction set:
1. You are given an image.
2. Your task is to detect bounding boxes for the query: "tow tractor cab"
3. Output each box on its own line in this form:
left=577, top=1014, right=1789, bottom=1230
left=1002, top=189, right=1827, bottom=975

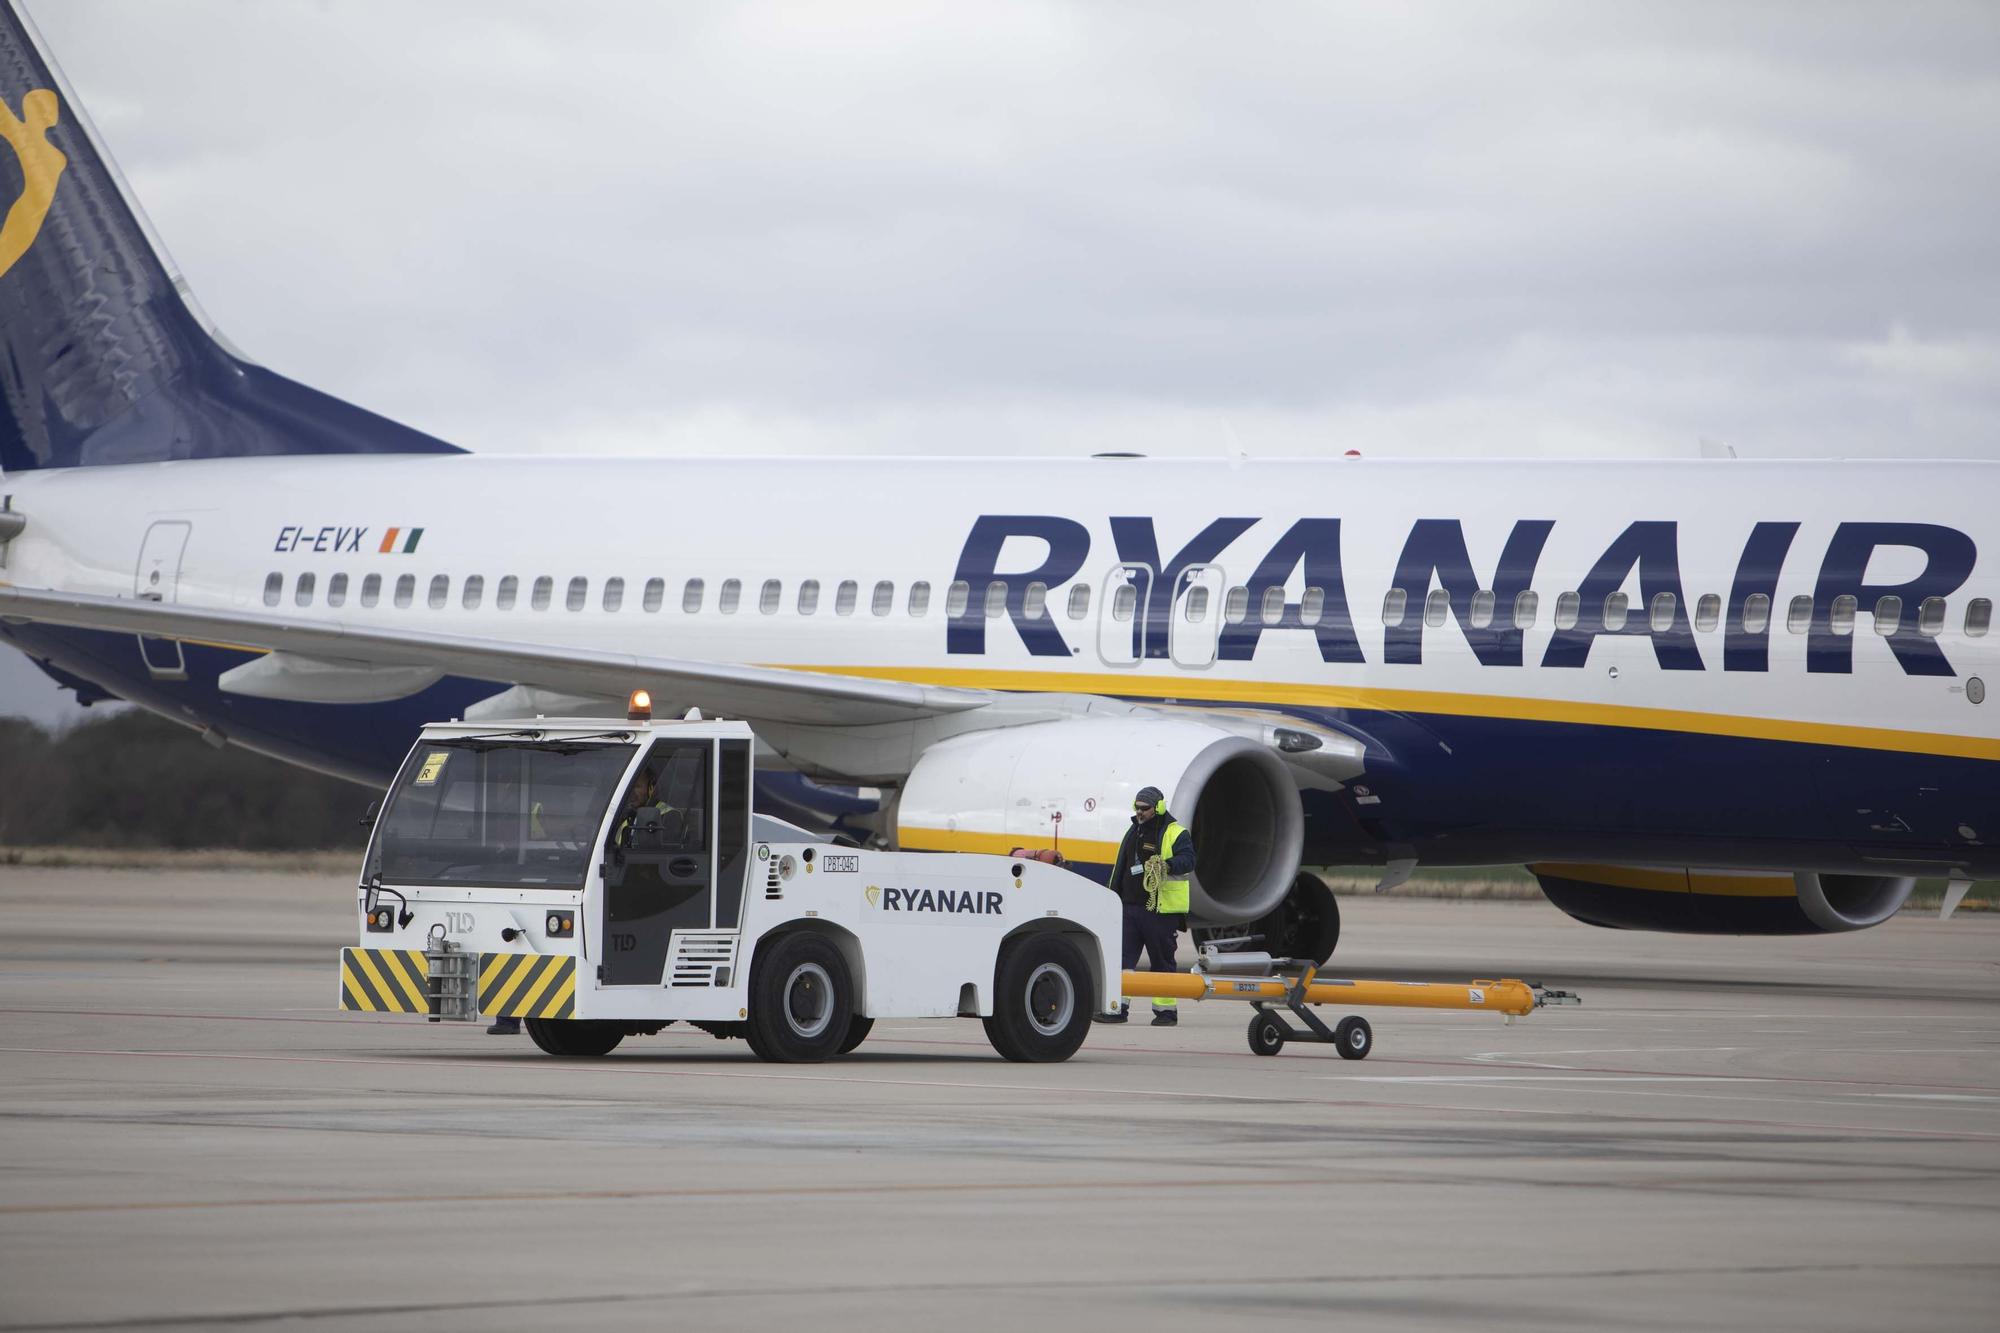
left=342, top=710, right=1123, bottom=1062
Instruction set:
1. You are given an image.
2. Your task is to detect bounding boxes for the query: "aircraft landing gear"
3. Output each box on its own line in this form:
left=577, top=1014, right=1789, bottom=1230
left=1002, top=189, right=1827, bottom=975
left=1197, top=872, right=1340, bottom=965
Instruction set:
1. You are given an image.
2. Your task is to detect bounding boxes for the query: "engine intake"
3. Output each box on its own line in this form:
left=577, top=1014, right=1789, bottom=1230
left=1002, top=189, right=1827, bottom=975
left=898, top=717, right=1303, bottom=924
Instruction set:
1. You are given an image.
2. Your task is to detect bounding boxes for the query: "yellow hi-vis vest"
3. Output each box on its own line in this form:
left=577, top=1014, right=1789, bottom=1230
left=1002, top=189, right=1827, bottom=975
left=1145, top=821, right=1191, bottom=914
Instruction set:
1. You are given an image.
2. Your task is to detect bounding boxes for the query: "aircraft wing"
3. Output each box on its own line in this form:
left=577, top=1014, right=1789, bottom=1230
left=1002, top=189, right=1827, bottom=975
left=0, top=585, right=992, bottom=726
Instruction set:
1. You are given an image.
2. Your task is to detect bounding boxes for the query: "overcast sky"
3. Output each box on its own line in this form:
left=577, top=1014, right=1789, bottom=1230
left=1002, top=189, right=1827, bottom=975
left=5, top=1, right=1998, bottom=723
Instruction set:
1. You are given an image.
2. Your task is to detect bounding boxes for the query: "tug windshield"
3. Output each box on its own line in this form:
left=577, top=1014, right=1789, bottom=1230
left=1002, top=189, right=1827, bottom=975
left=366, top=740, right=637, bottom=889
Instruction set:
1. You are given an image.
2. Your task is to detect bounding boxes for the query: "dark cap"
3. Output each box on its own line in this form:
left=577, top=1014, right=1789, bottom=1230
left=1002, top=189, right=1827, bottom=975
left=1133, top=785, right=1165, bottom=810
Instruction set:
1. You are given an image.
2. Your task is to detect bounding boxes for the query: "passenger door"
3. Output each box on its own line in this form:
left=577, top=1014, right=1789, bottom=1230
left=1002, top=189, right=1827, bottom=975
left=600, top=739, right=715, bottom=986
left=132, top=520, right=189, bottom=680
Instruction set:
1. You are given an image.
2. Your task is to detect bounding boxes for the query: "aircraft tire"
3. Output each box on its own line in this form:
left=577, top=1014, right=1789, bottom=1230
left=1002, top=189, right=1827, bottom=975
left=523, top=1018, right=625, bottom=1058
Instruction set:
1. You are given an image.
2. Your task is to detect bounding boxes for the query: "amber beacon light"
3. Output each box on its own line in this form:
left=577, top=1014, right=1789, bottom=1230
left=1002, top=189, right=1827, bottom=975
left=627, top=689, right=653, bottom=722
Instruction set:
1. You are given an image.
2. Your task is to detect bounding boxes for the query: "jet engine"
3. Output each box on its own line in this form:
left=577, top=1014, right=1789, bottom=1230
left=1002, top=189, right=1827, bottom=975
left=1531, top=863, right=1917, bottom=934
left=897, top=717, right=1304, bottom=925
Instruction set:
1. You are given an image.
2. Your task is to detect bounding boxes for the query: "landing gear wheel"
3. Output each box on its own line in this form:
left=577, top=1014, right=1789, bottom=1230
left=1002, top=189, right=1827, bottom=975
left=1333, top=1014, right=1372, bottom=1060
left=1247, top=1010, right=1287, bottom=1057
left=1271, top=872, right=1341, bottom=965
left=837, top=1015, right=875, bottom=1055
left=983, top=934, right=1093, bottom=1063
left=748, top=932, right=853, bottom=1063
left=523, top=1018, right=625, bottom=1057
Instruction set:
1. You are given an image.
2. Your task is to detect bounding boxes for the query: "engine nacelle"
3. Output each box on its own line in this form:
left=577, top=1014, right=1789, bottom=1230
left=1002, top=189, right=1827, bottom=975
left=1531, top=863, right=1917, bottom=935
left=898, top=717, right=1304, bottom=925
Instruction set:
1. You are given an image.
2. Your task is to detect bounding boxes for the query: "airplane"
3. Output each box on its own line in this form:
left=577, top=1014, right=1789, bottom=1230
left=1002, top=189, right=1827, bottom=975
left=0, top=2, right=1993, bottom=962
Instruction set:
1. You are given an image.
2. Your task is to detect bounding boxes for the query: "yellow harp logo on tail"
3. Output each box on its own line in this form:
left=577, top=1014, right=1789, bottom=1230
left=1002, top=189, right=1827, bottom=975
left=0, top=88, right=66, bottom=280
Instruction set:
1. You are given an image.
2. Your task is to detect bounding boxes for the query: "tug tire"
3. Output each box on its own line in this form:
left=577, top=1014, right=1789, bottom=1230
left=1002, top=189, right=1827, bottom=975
left=983, top=934, right=1093, bottom=1063
left=523, top=1018, right=625, bottom=1058
left=837, top=1015, right=875, bottom=1055
left=748, top=932, right=853, bottom=1063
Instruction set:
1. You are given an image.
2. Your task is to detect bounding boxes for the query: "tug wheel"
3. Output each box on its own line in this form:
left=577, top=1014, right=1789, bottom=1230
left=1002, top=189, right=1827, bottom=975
left=984, top=934, right=1093, bottom=1063
left=1247, top=1011, right=1287, bottom=1057
left=748, top=932, right=853, bottom=1063
left=523, top=1018, right=625, bottom=1058
left=1333, top=1015, right=1373, bottom=1060
left=837, top=1015, right=875, bottom=1055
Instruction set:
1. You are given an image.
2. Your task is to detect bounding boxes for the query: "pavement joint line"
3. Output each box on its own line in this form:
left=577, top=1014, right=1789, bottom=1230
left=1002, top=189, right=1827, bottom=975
left=7, top=1045, right=2000, bottom=1142
left=5, top=1008, right=1999, bottom=1094
left=0, top=1259, right=1988, bottom=1332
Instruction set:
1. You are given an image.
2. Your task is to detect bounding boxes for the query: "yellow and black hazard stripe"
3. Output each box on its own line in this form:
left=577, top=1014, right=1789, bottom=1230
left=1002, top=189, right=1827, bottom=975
left=479, top=953, right=577, bottom=1020
left=339, top=947, right=430, bottom=1014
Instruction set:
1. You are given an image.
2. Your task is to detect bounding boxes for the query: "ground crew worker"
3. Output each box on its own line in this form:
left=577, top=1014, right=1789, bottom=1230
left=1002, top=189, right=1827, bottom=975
left=1094, top=785, right=1195, bottom=1026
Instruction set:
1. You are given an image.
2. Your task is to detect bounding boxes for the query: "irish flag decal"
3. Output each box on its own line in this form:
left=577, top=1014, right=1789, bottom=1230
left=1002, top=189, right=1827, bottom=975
left=378, top=527, right=425, bottom=554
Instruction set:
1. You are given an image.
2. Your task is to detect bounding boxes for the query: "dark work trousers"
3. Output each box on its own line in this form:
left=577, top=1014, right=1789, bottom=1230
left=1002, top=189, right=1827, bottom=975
left=1121, top=901, right=1182, bottom=1009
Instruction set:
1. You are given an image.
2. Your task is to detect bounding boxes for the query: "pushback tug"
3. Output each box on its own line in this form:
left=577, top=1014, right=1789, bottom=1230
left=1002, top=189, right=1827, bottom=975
left=339, top=693, right=1577, bottom=1061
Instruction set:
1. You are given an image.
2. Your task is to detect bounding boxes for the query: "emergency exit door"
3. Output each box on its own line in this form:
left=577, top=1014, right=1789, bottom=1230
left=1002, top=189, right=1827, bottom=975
left=132, top=520, right=189, bottom=680
left=1168, top=564, right=1225, bottom=668
left=1096, top=564, right=1152, bottom=666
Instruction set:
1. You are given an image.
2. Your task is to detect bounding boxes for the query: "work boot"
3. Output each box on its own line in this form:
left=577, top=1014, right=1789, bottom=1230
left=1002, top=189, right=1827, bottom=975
left=486, top=1017, right=522, bottom=1035
left=1150, top=1008, right=1178, bottom=1027
left=1093, top=1005, right=1129, bottom=1024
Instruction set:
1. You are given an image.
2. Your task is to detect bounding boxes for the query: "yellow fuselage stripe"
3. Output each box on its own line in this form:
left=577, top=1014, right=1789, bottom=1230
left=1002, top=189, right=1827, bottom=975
left=897, top=827, right=1124, bottom=860
left=774, top=664, right=2000, bottom=762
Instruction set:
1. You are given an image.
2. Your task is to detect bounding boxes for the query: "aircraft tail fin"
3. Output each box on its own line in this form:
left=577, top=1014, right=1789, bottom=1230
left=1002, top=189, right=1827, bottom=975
left=0, top=2, right=462, bottom=473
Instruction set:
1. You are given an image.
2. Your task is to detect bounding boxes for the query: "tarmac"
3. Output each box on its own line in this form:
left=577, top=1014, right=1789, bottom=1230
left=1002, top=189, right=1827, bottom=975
left=1, top=865, right=1996, bottom=1332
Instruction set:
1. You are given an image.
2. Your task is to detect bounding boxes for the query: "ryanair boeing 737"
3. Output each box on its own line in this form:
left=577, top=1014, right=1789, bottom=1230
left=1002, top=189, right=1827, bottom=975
left=0, top=4, right=1993, bottom=961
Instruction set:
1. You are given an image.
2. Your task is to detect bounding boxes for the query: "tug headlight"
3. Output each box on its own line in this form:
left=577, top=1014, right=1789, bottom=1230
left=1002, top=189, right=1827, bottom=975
left=545, top=912, right=575, bottom=938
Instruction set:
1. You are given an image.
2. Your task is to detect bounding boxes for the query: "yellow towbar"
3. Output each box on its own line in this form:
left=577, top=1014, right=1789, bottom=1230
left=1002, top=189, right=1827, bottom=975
left=1120, top=948, right=1581, bottom=1059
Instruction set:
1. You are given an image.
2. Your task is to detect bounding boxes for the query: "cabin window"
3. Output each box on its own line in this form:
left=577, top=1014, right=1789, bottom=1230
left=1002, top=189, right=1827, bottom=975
left=1648, top=591, right=1676, bottom=633
left=1873, top=594, right=1902, bottom=636
left=1261, top=586, right=1287, bottom=626
left=496, top=575, right=517, bottom=611
left=1381, top=588, right=1408, bottom=628
left=602, top=577, right=624, bottom=612
left=872, top=580, right=895, bottom=616
left=985, top=580, right=1008, bottom=619
left=462, top=574, right=484, bottom=610
left=262, top=572, right=282, bottom=607
left=945, top=581, right=969, bottom=618
left=1513, top=590, right=1539, bottom=629
left=1183, top=584, right=1210, bottom=623
left=426, top=575, right=448, bottom=610
left=295, top=572, right=316, bottom=607
left=361, top=574, right=382, bottom=608
left=1918, top=596, right=1947, bottom=637
left=1966, top=597, right=1991, bottom=638
left=1224, top=586, right=1249, bottom=624
left=1300, top=586, right=1325, bottom=625
left=531, top=576, right=552, bottom=611
left=395, top=574, right=416, bottom=609
left=1067, top=584, right=1090, bottom=619
left=798, top=579, right=820, bottom=615
left=1828, top=594, right=1856, bottom=635
left=1468, top=589, right=1495, bottom=630
left=1742, top=592, right=1770, bottom=635
left=1553, top=591, right=1580, bottom=630
left=1111, top=582, right=1138, bottom=622
left=1785, top=595, right=1812, bottom=634
left=683, top=578, right=704, bottom=613
left=1422, top=588, right=1449, bottom=628
left=643, top=578, right=664, bottom=612
left=719, top=579, right=741, bottom=614
left=1603, top=591, right=1630, bottom=631
left=908, top=582, right=931, bottom=617
left=565, top=577, right=588, bottom=612
left=1693, top=593, right=1720, bottom=632
left=1024, top=581, right=1048, bottom=620
left=759, top=579, right=782, bottom=615
left=327, top=573, right=348, bottom=608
